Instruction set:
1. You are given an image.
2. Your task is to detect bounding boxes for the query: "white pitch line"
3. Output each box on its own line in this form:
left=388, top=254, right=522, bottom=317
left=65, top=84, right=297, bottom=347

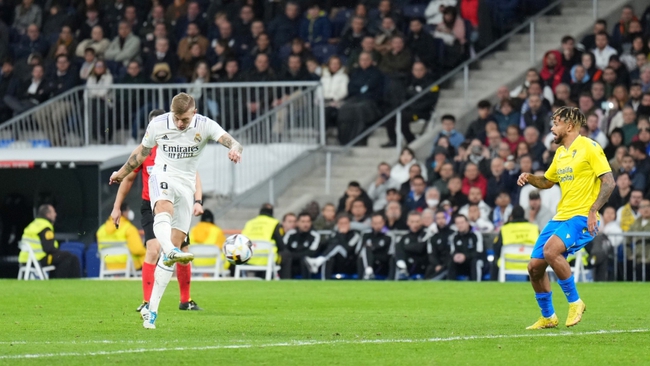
left=1, top=329, right=647, bottom=360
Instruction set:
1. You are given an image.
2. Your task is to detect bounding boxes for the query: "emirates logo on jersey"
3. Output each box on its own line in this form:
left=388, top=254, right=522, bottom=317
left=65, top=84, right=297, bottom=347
left=161, top=144, right=200, bottom=159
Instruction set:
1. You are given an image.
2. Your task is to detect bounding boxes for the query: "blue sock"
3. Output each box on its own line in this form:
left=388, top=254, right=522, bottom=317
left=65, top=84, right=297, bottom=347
left=558, top=275, right=580, bottom=303
left=535, top=292, right=555, bottom=318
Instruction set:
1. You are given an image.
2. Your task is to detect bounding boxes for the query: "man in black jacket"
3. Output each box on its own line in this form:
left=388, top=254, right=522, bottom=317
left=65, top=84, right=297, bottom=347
left=447, top=214, right=481, bottom=281
left=426, top=210, right=453, bottom=279
left=521, top=94, right=550, bottom=137
left=406, top=18, right=439, bottom=71
left=143, top=38, right=178, bottom=78
left=358, top=212, right=393, bottom=279
left=382, top=61, right=438, bottom=147
left=267, top=1, right=301, bottom=49
left=245, top=53, right=277, bottom=122
left=3, top=63, right=48, bottom=116
left=48, top=55, right=78, bottom=97
left=337, top=181, right=373, bottom=215
left=338, top=16, right=368, bottom=57
left=305, top=214, right=362, bottom=279
left=394, top=211, right=432, bottom=279
left=281, top=212, right=322, bottom=279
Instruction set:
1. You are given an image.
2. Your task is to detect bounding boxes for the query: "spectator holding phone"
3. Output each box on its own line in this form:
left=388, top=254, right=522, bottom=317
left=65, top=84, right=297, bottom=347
left=368, top=162, right=400, bottom=211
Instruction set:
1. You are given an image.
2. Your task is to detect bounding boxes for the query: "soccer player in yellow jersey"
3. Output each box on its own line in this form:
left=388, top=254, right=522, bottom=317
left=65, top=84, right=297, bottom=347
left=517, top=107, right=615, bottom=329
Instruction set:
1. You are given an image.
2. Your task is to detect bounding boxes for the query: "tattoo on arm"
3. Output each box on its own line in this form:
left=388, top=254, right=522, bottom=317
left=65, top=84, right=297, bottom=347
left=590, top=172, right=616, bottom=213
left=219, top=133, right=243, bottom=153
left=527, top=175, right=554, bottom=190
left=123, top=146, right=151, bottom=174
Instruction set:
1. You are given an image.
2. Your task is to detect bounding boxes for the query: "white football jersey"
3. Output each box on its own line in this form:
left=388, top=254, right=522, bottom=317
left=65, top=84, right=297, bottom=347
left=142, top=112, right=226, bottom=184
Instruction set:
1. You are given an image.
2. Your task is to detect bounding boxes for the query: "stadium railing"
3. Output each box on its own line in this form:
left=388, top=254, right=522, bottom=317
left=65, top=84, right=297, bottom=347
left=0, top=81, right=325, bottom=198
left=599, top=232, right=650, bottom=282
left=0, top=81, right=322, bottom=149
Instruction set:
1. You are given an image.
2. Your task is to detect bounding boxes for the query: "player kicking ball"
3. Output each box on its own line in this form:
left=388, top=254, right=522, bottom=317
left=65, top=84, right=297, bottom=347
left=110, top=93, right=242, bottom=329
left=517, top=107, right=615, bottom=329
left=111, top=109, right=204, bottom=313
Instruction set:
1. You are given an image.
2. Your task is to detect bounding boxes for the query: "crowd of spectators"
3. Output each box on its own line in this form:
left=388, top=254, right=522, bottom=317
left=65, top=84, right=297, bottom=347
left=256, top=6, right=650, bottom=281
left=0, top=0, right=552, bottom=137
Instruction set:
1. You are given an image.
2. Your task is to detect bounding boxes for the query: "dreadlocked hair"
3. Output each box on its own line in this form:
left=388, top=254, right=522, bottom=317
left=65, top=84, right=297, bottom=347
left=552, top=106, right=586, bottom=128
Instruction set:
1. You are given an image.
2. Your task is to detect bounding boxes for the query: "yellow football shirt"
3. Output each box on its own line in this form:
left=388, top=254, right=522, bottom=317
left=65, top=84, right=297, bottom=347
left=544, top=135, right=612, bottom=221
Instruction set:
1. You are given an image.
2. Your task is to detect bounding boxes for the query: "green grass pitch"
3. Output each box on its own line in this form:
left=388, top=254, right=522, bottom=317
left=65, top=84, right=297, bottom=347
left=1, top=280, right=649, bottom=365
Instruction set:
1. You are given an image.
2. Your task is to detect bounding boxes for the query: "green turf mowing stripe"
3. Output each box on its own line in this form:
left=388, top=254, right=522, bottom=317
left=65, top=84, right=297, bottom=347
left=2, top=329, right=647, bottom=360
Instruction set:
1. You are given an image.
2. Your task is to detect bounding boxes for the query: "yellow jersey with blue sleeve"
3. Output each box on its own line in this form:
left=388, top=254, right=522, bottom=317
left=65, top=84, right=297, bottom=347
left=544, top=136, right=611, bottom=221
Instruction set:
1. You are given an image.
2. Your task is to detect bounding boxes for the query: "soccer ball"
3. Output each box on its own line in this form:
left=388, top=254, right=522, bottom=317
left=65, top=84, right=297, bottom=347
left=223, top=234, right=253, bottom=265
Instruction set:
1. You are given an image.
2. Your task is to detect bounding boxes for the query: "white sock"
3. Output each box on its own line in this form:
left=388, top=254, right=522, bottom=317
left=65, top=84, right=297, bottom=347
left=149, top=257, right=174, bottom=313
left=153, top=212, right=175, bottom=254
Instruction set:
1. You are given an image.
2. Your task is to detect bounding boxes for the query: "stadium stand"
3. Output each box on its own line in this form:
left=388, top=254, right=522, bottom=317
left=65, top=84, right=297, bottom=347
left=0, top=0, right=649, bottom=282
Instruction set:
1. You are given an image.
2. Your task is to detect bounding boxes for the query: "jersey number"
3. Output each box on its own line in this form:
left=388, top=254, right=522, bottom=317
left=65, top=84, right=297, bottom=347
left=160, top=182, right=168, bottom=189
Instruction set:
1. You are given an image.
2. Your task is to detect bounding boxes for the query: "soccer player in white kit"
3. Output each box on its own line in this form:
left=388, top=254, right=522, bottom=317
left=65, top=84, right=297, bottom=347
left=109, top=93, right=242, bottom=329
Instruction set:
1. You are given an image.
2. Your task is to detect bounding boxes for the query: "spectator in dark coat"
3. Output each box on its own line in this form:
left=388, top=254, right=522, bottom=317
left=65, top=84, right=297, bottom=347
left=14, top=24, right=49, bottom=61
left=407, top=18, right=439, bottom=72
left=174, top=1, right=207, bottom=41
left=610, top=5, right=637, bottom=49
left=47, top=55, right=78, bottom=97
left=267, top=1, right=301, bottom=48
left=378, top=36, right=412, bottom=78
left=520, top=94, right=550, bottom=137
left=42, top=4, right=70, bottom=37
left=494, top=98, right=521, bottom=134
left=337, top=181, right=373, bottom=215
left=383, top=61, right=438, bottom=147
left=337, top=51, right=385, bottom=145
left=484, top=157, right=513, bottom=207
left=338, top=16, right=367, bottom=57
left=244, top=53, right=277, bottom=121
left=3, top=63, right=48, bottom=116
left=143, top=37, right=178, bottom=77
left=465, top=100, right=493, bottom=141
left=580, top=19, right=607, bottom=52
left=232, top=4, right=254, bottom=39
left=347, top=52, right=384, bottom=102
left=404, top=175, right=428, bottom=213
left=299, top=3, right=332, bottom=47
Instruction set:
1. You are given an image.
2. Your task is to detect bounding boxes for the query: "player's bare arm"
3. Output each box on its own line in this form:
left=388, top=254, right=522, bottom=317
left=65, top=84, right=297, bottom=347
left=587, top=172, right=616, bottom=235
left=193, top=172, right=204, bottom=216
left=517, top=172, right=555, bottom=189
left=218, top=133, right=243, bottom=163
left=110, top=171, right=137, bottom=228
left=109, top=145, right=153, bottom=184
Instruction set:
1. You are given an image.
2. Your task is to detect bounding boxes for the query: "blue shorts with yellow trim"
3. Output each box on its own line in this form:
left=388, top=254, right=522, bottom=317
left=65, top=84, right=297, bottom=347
left=531, top=216, right=596, bottom=259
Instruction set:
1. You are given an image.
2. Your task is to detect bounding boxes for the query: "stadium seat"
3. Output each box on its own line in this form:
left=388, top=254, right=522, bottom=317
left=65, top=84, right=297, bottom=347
left=17, top=239, right=55, bottom=280
left=402, top=4, right=426, bottom=19
left=0, top=139, right=15, bottom=148
left=312, top=44, right=338, bottom=64
left=189, top=244, right=227, bottom=278
left=234, top=241, right=279, bottom=280
left=97, top=241, right=135, bottom=279
left=59, top=242, right=85, bottom=276
left=277, top=44, right=292, bottom=63
left=498, top=244, right=533, bottom=282
left=332, top=9, right=353, bottom=36
left=30, top=139, right=51, bottom=148
left=85, top=243, right=100, bottom=278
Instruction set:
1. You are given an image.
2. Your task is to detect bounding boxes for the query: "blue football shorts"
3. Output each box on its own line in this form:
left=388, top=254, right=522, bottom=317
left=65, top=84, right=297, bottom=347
left=531, top=216, right=597, bottom=259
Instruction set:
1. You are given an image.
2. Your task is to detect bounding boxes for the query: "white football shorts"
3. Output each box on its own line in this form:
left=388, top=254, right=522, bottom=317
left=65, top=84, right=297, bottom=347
left=148, top=172, right=194, bottom=234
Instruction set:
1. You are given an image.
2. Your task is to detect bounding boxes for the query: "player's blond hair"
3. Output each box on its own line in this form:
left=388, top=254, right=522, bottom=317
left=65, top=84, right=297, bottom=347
left=170, top=93, right=195, bottom=115
left=552, top=106, right=586, bottom=128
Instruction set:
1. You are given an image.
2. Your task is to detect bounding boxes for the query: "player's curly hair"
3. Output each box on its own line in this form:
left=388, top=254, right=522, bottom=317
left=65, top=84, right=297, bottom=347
left=552, top=106, right=586, bottom=128
left=170, top=93, right=195, bottom=115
